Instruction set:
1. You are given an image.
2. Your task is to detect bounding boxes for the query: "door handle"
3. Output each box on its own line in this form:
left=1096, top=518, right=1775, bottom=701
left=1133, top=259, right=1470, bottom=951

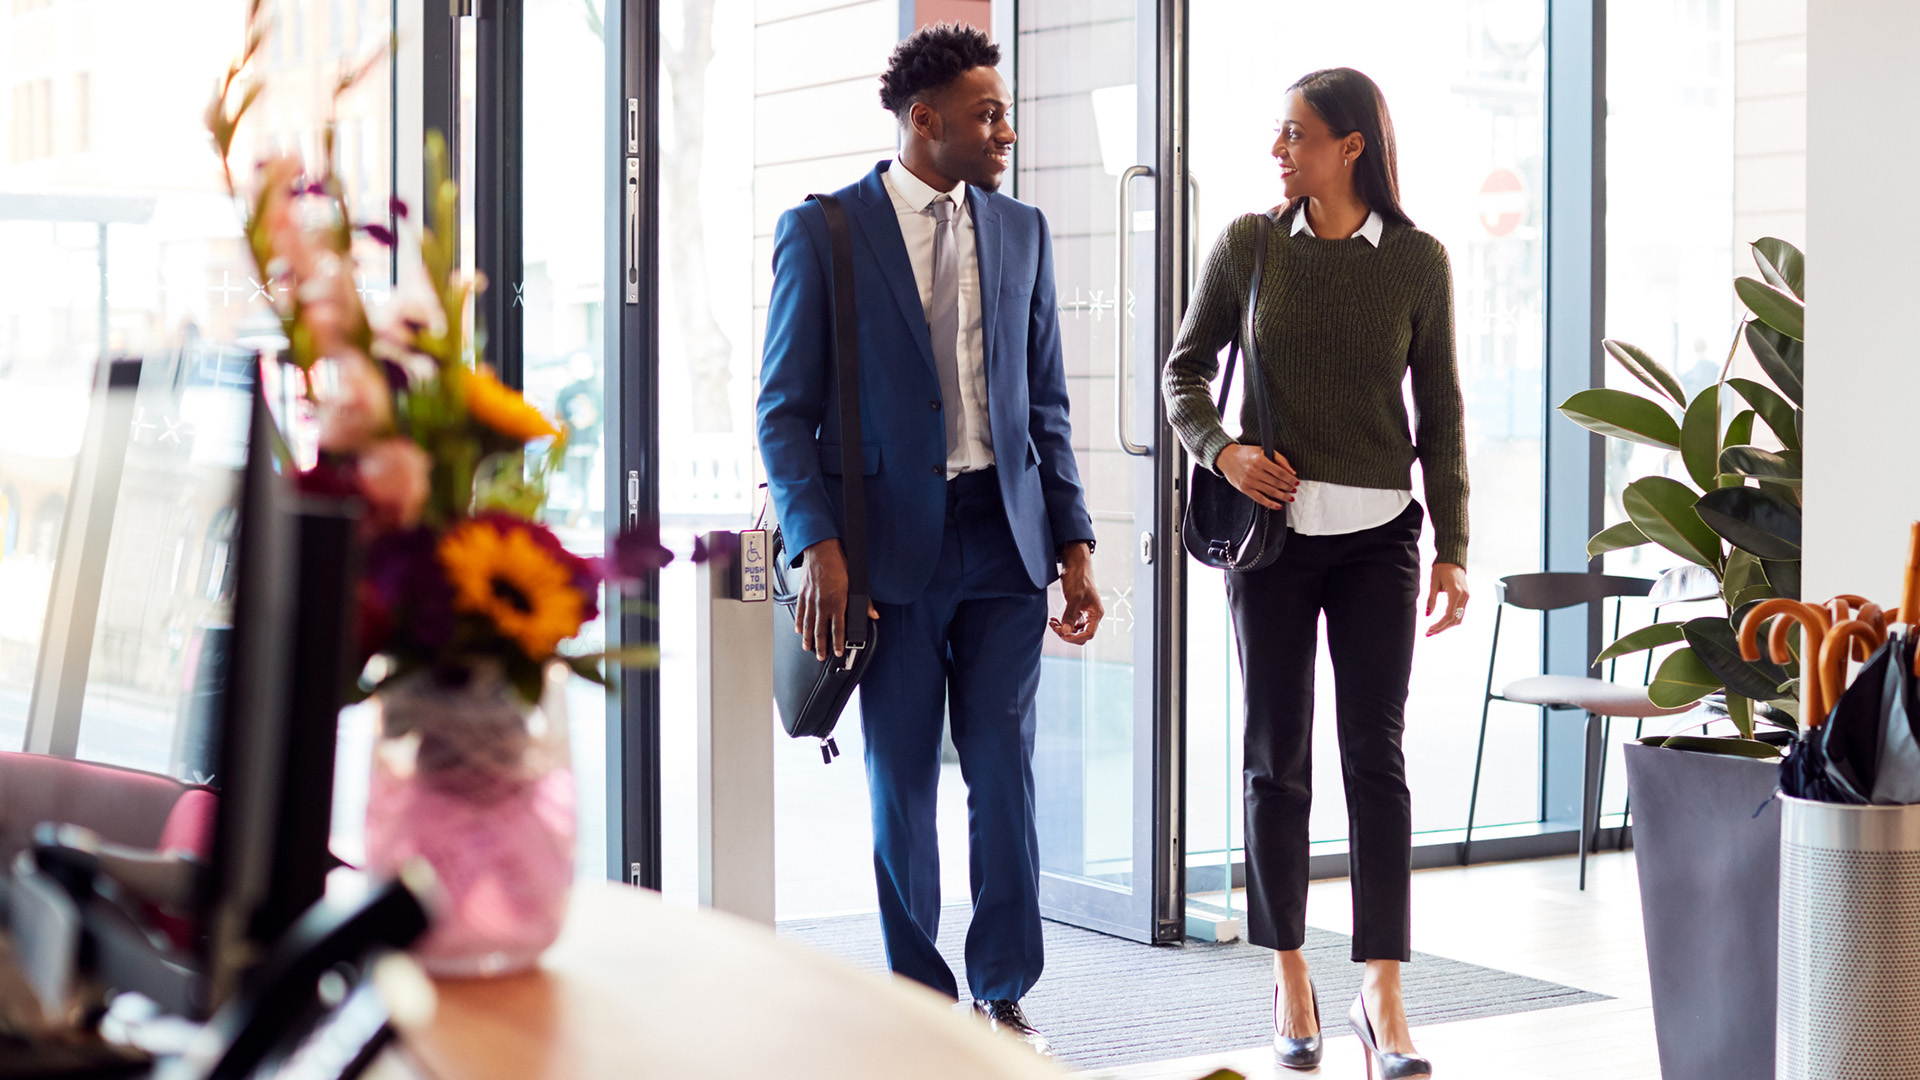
left=1187, top=171, right=1201, bottom=299
left=625, top=157, right=640, bottom=305
left=1115, top=165, right=1153, bottom=457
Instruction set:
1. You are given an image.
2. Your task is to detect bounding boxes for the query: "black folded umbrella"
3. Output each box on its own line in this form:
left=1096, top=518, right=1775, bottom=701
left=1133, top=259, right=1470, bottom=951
left=1869, top=632, right=1920, bottom=803
left=1780, top=630, right=1920, bottom=804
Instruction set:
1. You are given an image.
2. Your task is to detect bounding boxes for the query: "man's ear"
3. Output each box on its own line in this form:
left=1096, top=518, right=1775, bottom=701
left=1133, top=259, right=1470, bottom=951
left=909, top=99, right=942, bottom=142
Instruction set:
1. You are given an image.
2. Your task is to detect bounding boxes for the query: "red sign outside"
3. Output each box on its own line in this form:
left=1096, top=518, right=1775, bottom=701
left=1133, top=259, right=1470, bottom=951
left=1478, top=168, right=1527, bottom=238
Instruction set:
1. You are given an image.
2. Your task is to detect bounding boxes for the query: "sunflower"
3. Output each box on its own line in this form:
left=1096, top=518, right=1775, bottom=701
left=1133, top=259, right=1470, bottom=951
left=439, top=518, right=586, bottom=658
left=465, top=364, right=559, bottom=442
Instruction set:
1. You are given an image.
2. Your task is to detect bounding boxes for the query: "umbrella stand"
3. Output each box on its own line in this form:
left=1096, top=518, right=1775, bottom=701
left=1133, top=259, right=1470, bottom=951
left=1774, top=522, right=1920, bottom=1079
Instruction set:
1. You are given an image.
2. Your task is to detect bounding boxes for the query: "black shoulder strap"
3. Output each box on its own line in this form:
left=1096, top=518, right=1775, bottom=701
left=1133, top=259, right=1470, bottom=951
left=1213, top=212, right=1276, bottom=459
left=808, top=193, right=869, bottom=645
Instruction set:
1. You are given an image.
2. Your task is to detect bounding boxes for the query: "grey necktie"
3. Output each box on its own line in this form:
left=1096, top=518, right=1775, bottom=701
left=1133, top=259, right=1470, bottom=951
left=929, top=194, right=964, bottom=460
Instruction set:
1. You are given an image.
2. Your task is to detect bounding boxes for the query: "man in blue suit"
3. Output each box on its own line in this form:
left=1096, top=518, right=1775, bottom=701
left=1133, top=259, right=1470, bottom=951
left=756, top=23, right=1100, bottom=1054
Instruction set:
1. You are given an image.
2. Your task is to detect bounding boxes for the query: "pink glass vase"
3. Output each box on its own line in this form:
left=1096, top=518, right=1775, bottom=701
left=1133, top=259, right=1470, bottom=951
left=365, top=664, right=574, bottom=977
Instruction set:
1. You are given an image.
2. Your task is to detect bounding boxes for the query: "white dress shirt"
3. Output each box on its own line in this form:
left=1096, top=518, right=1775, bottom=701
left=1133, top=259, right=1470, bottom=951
left=883, top=158, right=994, bottom=477
left=1280, top=205, right=1415, bottom=537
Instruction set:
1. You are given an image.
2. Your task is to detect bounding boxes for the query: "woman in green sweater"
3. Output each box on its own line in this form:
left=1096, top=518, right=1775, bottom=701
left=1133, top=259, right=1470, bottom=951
left=1162, top=68, right=1468, bottom=1079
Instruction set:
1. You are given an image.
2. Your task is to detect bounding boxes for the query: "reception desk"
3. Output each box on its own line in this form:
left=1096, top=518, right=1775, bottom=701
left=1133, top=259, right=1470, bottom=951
left=403, top=881, right=1069, bottom=1080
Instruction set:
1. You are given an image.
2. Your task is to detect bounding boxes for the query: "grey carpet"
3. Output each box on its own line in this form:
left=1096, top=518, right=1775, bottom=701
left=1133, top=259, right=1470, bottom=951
left=778, top=906, right=1607, bottom=1070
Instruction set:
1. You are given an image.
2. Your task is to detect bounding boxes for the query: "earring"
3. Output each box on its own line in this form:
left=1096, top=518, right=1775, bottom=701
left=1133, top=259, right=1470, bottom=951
left=1343, top=158, right=1350, bottom=167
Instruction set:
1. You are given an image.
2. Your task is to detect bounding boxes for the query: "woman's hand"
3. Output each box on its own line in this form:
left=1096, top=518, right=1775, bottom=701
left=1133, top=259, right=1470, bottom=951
left=1425, top=562, right=1469, bottom=637
left=1216, top=445, right=1298, bottom=510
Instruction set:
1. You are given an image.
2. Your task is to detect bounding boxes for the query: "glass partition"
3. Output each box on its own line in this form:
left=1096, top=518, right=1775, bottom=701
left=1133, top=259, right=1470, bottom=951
left=0, top=0, right=394, bottom=773
left=1597, top=0, right=1735, bottom=815
left=519, top=0, right=613, bottom=881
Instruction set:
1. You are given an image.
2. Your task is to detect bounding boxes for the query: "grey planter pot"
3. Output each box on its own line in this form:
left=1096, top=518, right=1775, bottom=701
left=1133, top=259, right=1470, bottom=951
left=1624, top=741, right=1782, bottom=1080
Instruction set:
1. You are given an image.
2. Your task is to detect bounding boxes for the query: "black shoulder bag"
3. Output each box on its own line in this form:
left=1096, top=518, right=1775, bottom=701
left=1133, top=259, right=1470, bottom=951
left=769, top=194, right=875, bottom=763
left=1181, top=211, right=1286, bottom=572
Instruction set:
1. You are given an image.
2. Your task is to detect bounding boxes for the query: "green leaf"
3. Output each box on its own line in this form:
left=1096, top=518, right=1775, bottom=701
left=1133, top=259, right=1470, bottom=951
left=1726, top=694, right=1755, bottom=741
left=1595, top=620, right=1686, bottom=663
left=1752, top=237, right=1805, bottom=299
left=1650, top=646, right=1724, bottom=708
left=1558, top=388, right=1682, bottom=449
left=1726, top=377, right=1801, bottom=452
left=564, top=654, right=609, bottom=686
left=1681, top=386, right=1722, bottom=491
left=1759, top=479, right=1801, bottom=509
left=1724, top=408, right=1756, bottom=450
left=1642, top=733, right=1783, bottom=760
left=1719, top=445, right=1801, bottom=485
left=1734, top=277, right=1805, bottom=341
left=1745, top=322, right=1804, bottom=407
left=1696, top=486, right=1803, bottom=561
left=1682, top=616, right=1791, bottom=701
left=1763, top=558, right=1802, bottom=601
left=1623, top=476, right=1724, bottom=570
left=1602, top=339, right=1688, bottom=406
left=563, top=644, right=662, bottom=672
left=1723, top=548, right=1775, bottom=611
left=1588, top=520, right=1652, bottom=559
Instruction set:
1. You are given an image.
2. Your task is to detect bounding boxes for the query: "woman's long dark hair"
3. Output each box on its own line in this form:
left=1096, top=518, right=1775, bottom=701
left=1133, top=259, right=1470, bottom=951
left=1288, top=67, right=1415, bottom=228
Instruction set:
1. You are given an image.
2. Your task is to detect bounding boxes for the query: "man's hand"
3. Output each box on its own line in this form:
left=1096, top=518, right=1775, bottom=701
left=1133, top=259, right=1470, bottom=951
left=1051, top=542, right=1103, bottom=645
left=1216, top=445, right=1298, bottom=509
left=1425, top=562, right=1469, bottom=637
left=796, top=539, right=880, bottom=660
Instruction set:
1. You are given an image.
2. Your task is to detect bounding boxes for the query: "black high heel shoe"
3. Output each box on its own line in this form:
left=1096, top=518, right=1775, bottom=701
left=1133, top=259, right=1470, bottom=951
left=1271, top=978, right=1322, bottom=1069
left=1349, top=993, right=1431, bottom=1080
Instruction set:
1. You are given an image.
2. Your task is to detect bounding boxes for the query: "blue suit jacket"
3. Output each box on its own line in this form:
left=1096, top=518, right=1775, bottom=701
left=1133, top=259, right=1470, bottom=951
left=756, top=162, right=1095, bottom=605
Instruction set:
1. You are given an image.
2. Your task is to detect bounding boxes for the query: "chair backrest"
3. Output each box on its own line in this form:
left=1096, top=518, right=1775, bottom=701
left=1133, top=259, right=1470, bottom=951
left=0, top=750, right=203, bottom=867
left=1496, top=572, right=1655, bottom=612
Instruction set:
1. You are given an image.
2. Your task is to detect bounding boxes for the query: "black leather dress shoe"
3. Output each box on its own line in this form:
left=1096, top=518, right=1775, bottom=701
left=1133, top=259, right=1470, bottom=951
left=1272, top=979, right=1323, bottom=1069
left=972, top=998, right=1052, bottom=1056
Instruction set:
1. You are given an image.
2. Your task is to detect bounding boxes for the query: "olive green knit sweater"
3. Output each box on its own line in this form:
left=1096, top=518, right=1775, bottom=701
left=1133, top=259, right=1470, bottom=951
left=1162, top=204, right=1470, bottom=566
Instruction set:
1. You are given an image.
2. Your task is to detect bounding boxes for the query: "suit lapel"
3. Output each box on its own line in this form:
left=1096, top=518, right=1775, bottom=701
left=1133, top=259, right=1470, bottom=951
left=850, top=164, right=937, bottom=379
left=969, top=187, right=1002, bottom=382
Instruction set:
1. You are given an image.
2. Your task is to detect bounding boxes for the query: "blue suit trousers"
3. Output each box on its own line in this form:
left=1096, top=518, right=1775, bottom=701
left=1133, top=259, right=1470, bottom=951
left=859, top=468, right=1047, bottom=1002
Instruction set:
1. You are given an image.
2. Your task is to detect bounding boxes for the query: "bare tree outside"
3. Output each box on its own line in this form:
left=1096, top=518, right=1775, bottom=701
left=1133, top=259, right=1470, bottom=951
left=583, top=0, right=734, bottom=433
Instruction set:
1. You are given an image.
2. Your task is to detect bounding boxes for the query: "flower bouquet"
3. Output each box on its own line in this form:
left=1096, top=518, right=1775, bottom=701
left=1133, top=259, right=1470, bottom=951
left=209, top=2, right=667, bottom=974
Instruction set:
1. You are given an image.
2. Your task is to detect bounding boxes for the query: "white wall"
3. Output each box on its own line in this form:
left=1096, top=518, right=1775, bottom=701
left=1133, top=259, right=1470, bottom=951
left=1803, top=0, right=1920, bottom=604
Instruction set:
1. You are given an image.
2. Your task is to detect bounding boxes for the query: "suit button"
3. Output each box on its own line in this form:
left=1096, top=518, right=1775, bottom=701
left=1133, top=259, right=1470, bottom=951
left=930, top=400, right=942, bottom=411
left=931, top=465, right=943, bottom=476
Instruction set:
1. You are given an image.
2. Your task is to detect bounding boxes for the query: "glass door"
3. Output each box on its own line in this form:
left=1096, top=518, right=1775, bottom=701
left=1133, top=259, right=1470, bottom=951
left=1017, top=0, right=1184, bottom=943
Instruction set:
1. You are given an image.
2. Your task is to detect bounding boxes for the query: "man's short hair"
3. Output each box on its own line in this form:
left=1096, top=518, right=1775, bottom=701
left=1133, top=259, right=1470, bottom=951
left=879, top=23, right=1001, bottom=119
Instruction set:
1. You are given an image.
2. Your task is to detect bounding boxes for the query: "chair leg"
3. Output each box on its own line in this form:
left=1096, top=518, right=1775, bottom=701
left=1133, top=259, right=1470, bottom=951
left=1595, top=715, right=1613, bottom=848
left=1465, top=604, right=1505, bottom=867
left=1464, top=693, right=1496, bottom=865
left=1579, top=711, right=1602, bottom=891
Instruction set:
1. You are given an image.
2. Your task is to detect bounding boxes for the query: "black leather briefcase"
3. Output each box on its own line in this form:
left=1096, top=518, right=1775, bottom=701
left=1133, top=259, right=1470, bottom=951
left=769, top=193, right=875, bottom=763
left=1181, top=211, right=1287, bottom=572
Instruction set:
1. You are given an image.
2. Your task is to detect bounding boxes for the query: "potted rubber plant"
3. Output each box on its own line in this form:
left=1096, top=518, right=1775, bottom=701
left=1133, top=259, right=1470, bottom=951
left=1555, top=237, right=1804, bottom=1080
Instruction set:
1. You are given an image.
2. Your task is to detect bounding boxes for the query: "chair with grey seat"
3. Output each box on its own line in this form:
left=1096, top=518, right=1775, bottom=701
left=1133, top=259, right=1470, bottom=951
left=1464, top=570, right=1705, bottom=889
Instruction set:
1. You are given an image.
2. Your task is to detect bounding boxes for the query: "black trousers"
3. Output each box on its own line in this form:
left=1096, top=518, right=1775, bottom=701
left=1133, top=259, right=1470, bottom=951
left=1226, top=500, right=1423, bottom=962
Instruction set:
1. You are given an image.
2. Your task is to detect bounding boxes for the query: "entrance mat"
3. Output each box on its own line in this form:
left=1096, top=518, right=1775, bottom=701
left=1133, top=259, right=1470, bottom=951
left=778, top=907, right=1608, bottom=1070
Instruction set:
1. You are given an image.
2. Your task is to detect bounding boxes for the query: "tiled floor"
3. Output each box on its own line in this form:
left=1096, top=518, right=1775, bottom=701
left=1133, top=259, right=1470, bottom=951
left=1091, top=850, right=1661, bottom=1080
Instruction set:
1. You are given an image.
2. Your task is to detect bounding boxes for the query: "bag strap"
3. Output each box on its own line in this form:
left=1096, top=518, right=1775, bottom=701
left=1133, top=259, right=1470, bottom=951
left=1211, top=212, right=1276, bottom=460
left=808, top=193, right=870, bottom=648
